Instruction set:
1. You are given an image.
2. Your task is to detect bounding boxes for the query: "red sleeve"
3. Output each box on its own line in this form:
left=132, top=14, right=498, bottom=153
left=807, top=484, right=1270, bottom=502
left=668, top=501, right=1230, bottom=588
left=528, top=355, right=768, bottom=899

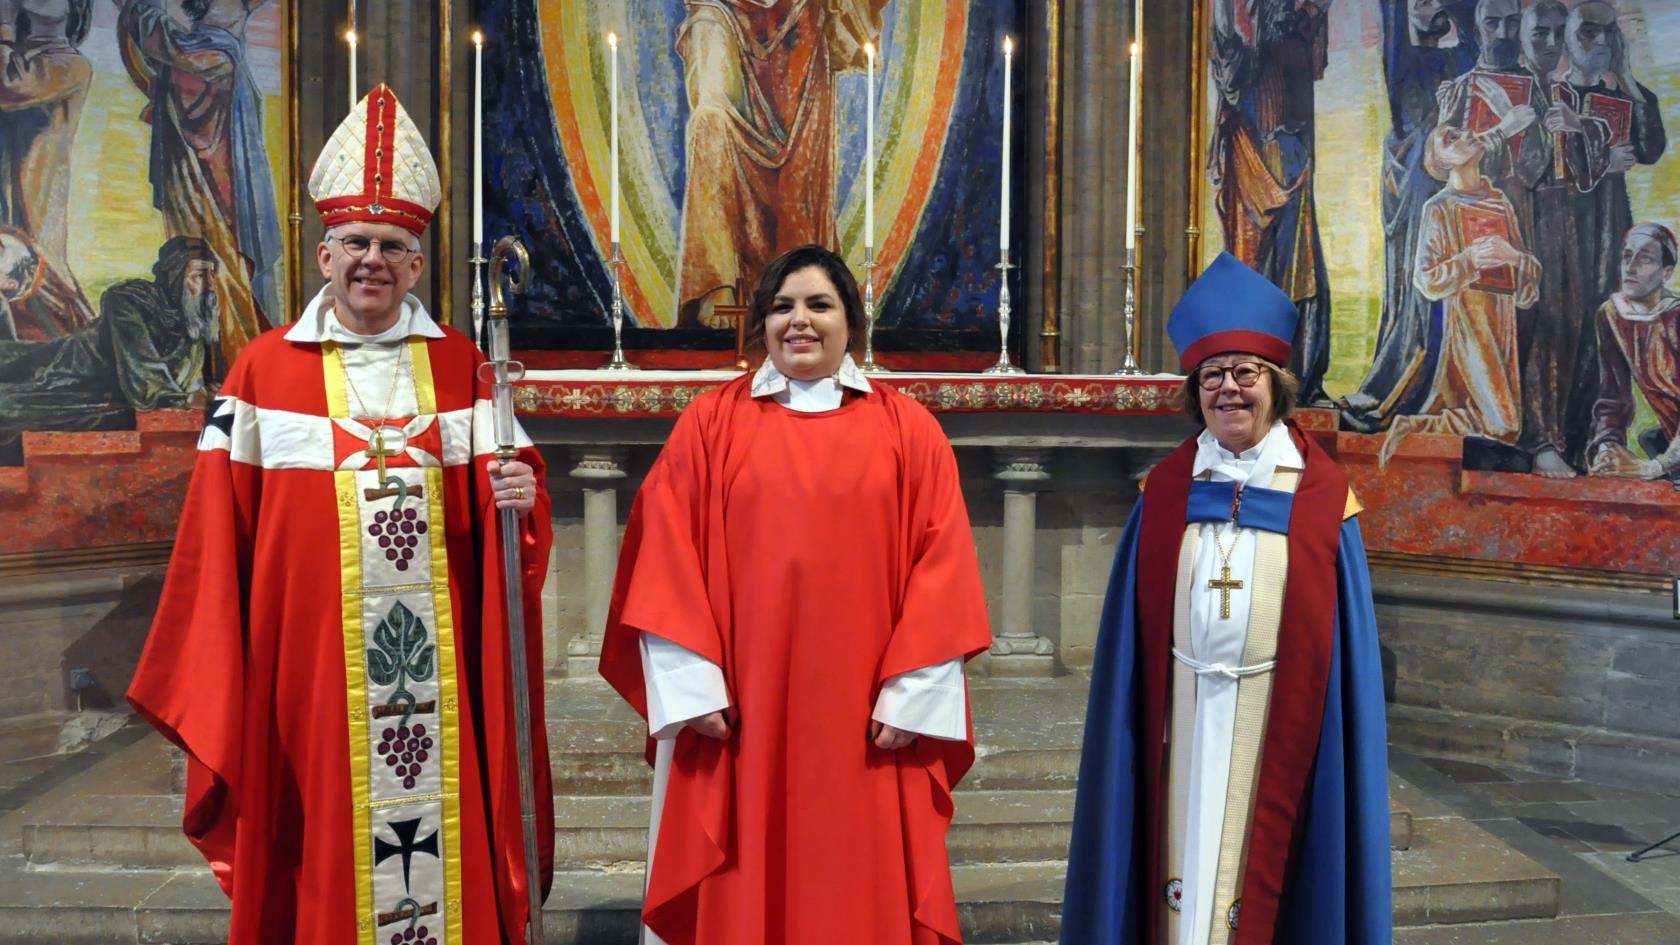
left=126, top=386, right=258, bottom=896
left=599, top=398, right=729, bottom=718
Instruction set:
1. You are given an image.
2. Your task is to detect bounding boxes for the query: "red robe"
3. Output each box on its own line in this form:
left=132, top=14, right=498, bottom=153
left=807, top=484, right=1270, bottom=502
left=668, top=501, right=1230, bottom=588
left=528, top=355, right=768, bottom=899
left=128, top=325, right=553, bottom=945
left=600, top=375, right=992, bottom=944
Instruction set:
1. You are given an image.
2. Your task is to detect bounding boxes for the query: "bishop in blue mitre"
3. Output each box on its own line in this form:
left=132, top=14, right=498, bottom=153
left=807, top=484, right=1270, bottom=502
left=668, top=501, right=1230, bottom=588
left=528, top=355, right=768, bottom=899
left=1061, top=253, right=1391, bottom=945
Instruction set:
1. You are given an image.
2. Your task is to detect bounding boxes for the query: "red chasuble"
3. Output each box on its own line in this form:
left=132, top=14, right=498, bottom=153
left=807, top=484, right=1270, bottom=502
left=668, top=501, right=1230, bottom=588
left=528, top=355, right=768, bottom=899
left=128, top=326, right=554, bottom=945
left=600, top=376, right=993, bottom=945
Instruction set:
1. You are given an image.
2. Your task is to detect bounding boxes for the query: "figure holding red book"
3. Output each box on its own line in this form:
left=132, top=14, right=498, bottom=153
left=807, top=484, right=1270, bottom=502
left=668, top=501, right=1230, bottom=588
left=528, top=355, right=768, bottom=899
left=1380, top=124, right=1539, bottom=468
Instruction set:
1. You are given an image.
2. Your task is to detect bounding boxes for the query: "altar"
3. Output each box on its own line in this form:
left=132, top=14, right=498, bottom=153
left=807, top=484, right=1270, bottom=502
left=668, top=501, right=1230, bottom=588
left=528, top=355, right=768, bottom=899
left=517, top=369, right=1188, bottom=681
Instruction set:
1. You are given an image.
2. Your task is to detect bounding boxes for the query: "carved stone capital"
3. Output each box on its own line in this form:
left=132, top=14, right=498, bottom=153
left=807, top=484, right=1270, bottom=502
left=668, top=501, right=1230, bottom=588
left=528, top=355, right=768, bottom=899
left=570, top=446, right=628, bottom=481
left=993, top=447, right=1052, bottom=487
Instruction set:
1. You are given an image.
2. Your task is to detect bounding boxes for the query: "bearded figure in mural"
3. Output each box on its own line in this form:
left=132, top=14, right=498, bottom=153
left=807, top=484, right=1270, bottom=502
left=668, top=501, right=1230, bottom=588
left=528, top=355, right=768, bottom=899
left=673, top=0, right=888, bottom=327
left=0, top=236, right=220, bottom=464
left=0, top=0, right=93, bottom=287
left=1207, top=0, right=1333, bottom=405
left=115, top=0, right=280, bottom=380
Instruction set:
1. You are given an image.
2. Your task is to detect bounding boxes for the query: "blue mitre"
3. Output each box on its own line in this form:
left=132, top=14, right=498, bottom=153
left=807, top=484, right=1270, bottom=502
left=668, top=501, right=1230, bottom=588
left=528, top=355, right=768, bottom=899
left=1168, top=252, right=1298, bottom=372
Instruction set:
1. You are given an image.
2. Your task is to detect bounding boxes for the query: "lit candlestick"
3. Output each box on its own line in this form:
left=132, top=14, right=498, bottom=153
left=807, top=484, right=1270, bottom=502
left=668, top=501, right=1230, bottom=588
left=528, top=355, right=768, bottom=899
left=1125, top=28, right=1141, bottom=250
left=1000, top=35, right=1013, bottom=255
left=473, top=31, right=484, bottom=251
left=347, top=29, right=358, bottom=110
left=865, top=42, right=875, bottom=250
left=608, top=32, right=620, bottom=246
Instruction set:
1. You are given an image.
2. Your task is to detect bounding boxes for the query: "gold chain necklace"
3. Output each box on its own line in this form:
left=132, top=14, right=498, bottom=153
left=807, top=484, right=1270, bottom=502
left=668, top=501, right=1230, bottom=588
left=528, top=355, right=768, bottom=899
left=336, top=340, right=408, bottom=421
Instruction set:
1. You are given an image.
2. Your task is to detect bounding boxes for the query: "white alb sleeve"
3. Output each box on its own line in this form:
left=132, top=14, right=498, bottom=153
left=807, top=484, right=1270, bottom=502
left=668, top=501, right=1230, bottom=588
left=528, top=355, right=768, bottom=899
left=640, top=632, right=730, bottom=740
left=871, top=656, right=968, bottom=741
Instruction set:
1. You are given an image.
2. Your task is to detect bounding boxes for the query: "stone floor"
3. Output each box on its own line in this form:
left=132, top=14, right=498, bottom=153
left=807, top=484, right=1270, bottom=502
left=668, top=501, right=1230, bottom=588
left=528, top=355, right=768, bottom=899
left=0, top=714, right=1676, bottom=943
left=1391, top=751, right=1680, bottom=944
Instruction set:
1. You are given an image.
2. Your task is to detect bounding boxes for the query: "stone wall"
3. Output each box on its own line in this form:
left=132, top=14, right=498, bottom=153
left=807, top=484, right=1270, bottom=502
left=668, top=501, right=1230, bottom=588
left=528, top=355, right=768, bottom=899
left=1377, top=573, right=1680, bottom=794
left=0, top=571, right=163, bottom=721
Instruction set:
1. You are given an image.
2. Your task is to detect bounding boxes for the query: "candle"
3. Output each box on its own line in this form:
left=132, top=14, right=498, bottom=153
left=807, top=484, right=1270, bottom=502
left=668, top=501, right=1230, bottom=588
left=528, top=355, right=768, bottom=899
left=1125, top=30, right=1140, bottom=250
left=865, top=42, right=875, bottom=250
left=1000, top=35, right=1013, bottom=255
left=608, top=32, right=620, bottom=246
left=347, top=29, right=358, bottom=110
left=473, top=31, right=484, bottom=250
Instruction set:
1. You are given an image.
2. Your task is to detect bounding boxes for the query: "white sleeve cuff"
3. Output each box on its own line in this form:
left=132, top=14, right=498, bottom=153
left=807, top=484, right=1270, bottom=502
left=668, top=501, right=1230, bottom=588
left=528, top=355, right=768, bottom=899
left=871, top=656, right=968, bottom=742
left=640, top=633, right=729, bottom=740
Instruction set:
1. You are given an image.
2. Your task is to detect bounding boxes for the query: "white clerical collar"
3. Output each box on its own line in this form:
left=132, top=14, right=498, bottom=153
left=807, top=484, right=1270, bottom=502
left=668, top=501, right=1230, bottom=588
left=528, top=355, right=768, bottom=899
left=1610, top=290, right=1680, bottom=323
left=750, top=354, right=873, bottom=402
left=1192, top=420, right=1301, bottom=490
left=283, top=286, right=447, bottom=344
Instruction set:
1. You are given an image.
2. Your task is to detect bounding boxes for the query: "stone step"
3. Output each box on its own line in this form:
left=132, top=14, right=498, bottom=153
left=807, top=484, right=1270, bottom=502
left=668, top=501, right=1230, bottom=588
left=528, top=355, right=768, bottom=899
left=21, top=790, right=1080, bottom=871
left=13, top=806, right=1550, bottom=940
left=23, top=785, right=1417, bottom=874
left=0, top=858, right=1065, bottom=945
left=1391, top=815, right=1560, bottom=926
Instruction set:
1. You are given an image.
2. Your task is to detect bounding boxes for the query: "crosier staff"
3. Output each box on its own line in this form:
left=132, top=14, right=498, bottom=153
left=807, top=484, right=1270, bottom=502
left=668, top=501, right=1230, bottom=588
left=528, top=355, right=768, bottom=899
left=481, top=235, right=544, bottom=945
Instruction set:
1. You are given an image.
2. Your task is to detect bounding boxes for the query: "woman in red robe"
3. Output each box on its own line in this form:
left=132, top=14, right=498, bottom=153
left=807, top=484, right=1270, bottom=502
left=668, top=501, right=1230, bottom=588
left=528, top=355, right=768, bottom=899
left=601, top=244, right=993, bottom=944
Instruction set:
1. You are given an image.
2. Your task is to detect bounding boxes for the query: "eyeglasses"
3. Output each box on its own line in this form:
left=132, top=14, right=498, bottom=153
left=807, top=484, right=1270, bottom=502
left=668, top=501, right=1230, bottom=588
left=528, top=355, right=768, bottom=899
left=1196, top=361, right=1266, bottom=391
left=328, top=234, right=417, bottom=264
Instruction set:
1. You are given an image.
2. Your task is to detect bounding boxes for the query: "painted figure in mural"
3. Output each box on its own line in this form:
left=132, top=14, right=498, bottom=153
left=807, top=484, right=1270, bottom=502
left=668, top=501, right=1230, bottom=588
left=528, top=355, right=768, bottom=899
left=1340, top=0, right=1478, bottom=432
left=0, top=223, right=92, bottom=340
left=1555, top=0, right=1666, bottom=396
left=673, top=0, right=888, bottom=327
left=0, top=0, right=92, bottom=281
left=0, top=236, right=218, bottom=464
left=1588, top=223, right=1680, bottom=483
left=1434, top=0, right=1540, bottom=225
left=115, top=0, right=282, bottom=381
left=1379, top=124, right=1538, bottom=468
left=1062, top=254, right=1390, bottom=945
left=1508, top=0, right=1592, bottom=479
left=602, top=244, right=990, bottom=945
left=128, top=87, right=554, bottom=942
left=1207, top=0, right=1334, bottom=405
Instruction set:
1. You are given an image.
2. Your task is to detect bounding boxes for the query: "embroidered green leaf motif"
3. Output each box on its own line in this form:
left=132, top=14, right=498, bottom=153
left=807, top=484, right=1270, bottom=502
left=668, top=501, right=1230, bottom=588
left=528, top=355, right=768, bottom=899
left=366, top=601, right=436, bottom=725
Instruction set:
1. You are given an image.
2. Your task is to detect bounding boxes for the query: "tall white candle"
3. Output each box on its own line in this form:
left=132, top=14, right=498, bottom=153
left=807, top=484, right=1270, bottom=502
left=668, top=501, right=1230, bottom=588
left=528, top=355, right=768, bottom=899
left=1125, top=30, right=1141, bottom=250
left=865, top=42, right=875, bottom=250
left=609, top=32, right=620, bottom=246
left=473, top=32, right=484, bottom=249
left=347, top=30, right=358, bottom=110
left=1000, top=35, right=1013, bottom=254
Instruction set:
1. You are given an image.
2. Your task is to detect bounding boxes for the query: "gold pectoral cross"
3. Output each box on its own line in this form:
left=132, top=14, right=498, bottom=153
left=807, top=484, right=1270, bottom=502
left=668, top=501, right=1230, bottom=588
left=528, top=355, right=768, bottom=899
left=1207, top=565, right=1244, bottom=620
left=361, top=426, right=422, bottom=510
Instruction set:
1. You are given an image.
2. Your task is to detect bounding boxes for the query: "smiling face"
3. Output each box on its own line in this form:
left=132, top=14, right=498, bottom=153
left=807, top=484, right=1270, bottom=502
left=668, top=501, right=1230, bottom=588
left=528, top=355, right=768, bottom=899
left=316, top=222, right=423, bottom=334
left=763, top=265, right=850, bottom=381
left=1197, top=353, right=1276, bottom=455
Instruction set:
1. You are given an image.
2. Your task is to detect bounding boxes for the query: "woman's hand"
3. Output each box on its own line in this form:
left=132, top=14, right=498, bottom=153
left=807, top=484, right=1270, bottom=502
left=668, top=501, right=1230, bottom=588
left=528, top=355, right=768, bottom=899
left=868, top=720, right=917, bottom=750
left=689, top=706, right=737, bottom=739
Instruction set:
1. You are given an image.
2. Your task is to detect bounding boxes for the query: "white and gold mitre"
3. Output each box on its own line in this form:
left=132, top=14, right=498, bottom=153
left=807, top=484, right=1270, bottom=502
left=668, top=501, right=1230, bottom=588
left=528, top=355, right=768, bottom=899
left=308, top=84, right=443, bottom=236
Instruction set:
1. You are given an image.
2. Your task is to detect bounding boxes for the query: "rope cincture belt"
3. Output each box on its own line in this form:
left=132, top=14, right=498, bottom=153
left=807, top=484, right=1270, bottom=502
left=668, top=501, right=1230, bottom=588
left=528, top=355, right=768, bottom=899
left=1171, top=648, right=1276, bottom=680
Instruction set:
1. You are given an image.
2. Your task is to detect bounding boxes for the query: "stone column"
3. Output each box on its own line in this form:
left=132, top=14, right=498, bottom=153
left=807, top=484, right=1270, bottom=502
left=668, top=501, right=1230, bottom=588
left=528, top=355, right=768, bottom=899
left=566, top=447, right=627, bottom=679
left=988, top=448, right=1056, bottom=676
